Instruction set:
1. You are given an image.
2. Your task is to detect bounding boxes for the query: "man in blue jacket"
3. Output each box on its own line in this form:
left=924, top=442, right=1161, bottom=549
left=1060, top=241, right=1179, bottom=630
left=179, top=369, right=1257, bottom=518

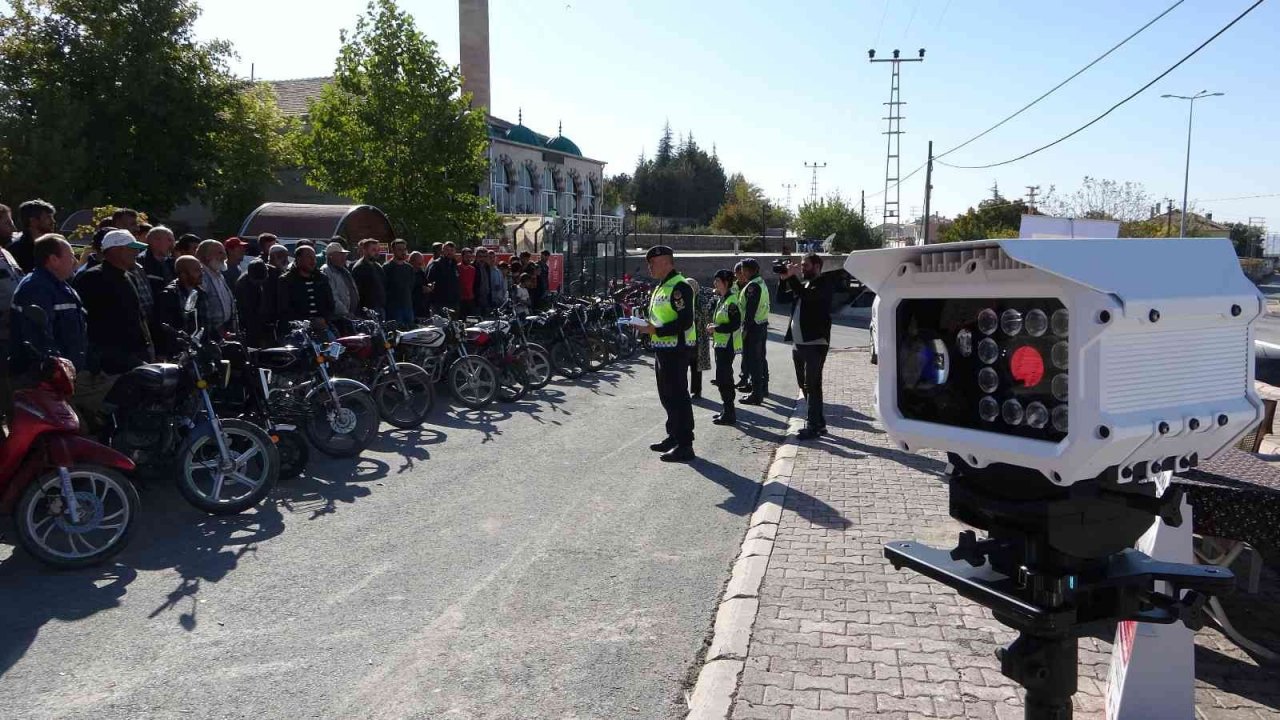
left=11, top=234, right=88, bottom=372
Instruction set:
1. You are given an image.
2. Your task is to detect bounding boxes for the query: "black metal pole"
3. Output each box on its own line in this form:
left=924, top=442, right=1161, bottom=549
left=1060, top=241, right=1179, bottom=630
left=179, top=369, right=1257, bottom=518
left=922, top=140, right=934, bottom=245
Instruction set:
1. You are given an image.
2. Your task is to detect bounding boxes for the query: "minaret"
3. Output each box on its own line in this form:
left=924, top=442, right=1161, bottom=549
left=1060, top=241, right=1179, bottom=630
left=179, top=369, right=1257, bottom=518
left=458, top=0, right=490, bottom=111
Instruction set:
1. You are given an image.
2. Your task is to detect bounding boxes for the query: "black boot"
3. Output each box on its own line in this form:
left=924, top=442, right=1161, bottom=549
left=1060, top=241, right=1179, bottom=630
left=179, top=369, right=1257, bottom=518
left=649, top=437, right=677, bottom=452
left=660, top=445, right=696, bottom=462
left=712, top=410, right=737, bottom=425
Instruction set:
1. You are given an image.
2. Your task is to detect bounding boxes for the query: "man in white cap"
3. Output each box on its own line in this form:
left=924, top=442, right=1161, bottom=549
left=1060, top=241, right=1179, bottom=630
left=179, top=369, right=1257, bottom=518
left=71, top=228, right=154, bottom=429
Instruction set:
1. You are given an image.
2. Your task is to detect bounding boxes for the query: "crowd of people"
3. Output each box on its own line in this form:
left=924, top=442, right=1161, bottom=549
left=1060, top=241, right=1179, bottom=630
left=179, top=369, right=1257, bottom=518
left=0, top=198, right=558, bottom=437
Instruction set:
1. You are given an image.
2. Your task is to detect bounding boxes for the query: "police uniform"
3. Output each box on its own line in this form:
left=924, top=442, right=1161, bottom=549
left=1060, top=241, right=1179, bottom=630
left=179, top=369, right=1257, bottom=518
left=711, top=285, right=743, bottom=424
left=646, top=246, right=697, bottom=461
left=739, top=270, right=770, bottom=403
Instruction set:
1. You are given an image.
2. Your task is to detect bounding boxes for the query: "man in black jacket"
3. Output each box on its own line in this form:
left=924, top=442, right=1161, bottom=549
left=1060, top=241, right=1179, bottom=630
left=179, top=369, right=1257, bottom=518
left=153, top=255, right=209, bottom=358
left=778, top=253, right=834, bottom=440
left=140, top=226, right=176, bottom=297
left=9, top=199, right=57, bottom=273
left=235, top=260, right=277, bottom=348
left=425, top=242, right=461, bottom=315
left=71, top=229, right=154, bottom=429
left=350, top=238, right=386, bottom=316
left=277, top=244, right=335, bottom=327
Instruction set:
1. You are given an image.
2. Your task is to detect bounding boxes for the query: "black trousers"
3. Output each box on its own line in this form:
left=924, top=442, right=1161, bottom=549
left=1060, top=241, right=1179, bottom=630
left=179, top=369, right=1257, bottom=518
left=714, top=347, right=736, bottom=411
left=743, top=324, right=769, bottom=398
left=793, top=343, right=829, bottom=429
left=656, top=348, right=695, bottom=446
left=690, top=367, right=702, bottom=395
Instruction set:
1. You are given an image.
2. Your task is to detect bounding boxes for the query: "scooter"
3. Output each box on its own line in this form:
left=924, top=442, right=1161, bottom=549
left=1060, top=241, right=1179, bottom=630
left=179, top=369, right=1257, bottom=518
left=2, top=306, right=140, bottom=568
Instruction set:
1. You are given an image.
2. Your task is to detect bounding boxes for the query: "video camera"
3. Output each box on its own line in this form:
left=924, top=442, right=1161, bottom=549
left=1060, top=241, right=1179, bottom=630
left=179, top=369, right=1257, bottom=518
left=845, top=238, right=1262, bottom=718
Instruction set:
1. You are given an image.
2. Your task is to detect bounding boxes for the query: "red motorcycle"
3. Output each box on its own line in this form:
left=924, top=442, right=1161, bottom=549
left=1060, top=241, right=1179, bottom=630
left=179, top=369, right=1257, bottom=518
left=2, top=307, right=140, bottom=569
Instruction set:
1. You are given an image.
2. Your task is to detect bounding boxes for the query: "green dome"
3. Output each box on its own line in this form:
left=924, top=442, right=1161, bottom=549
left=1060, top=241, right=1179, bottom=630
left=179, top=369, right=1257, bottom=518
left=505, top=124, right=541, bottom=146
left=545, top=135, right=582, bottom=156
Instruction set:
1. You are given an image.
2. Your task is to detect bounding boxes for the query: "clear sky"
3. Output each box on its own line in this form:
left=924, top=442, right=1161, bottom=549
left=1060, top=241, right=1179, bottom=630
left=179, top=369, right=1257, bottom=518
left=194, top=0, right=1280, bottom=228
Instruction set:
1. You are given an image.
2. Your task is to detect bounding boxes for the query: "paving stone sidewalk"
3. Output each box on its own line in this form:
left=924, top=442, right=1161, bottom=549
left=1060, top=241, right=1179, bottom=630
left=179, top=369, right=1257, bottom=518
left=728, top=348, right=1280, bottom=720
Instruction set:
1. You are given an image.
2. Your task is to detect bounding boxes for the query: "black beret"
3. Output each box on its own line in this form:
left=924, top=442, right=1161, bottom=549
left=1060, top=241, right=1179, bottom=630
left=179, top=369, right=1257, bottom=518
left=645, top=245, right=674, bottom=259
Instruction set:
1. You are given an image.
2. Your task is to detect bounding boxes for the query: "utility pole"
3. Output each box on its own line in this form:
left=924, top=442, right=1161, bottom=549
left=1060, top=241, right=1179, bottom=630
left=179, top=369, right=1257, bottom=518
left=870, top=48, right=925, bottom=247
left=782, top=183, right=796, bottom=210
left=1162, top=90, right=1224, bottom=237
left=804, top=162, right=827, bottom=204
left=1025, top=185, right=1040, bottom=212
left=922, top=140, right=934, bottom=245
left=1166, top=199, right=1175, bottom=235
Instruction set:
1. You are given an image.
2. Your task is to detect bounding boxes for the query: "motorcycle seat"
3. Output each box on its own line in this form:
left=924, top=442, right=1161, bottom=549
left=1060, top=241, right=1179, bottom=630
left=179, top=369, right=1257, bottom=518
left=252, top=346, right=302, bottom=371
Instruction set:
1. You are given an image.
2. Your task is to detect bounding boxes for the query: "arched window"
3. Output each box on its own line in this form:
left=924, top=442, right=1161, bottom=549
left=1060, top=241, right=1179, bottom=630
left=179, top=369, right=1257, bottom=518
left=542, top=167, right=557, bottom=216
left=583, top=177, right=596, bottom=216
left=562, top=174, right=576, bottom=217
left=518, top=165, right=534, bottom=213
left=491, top=160, right=509, bottom=213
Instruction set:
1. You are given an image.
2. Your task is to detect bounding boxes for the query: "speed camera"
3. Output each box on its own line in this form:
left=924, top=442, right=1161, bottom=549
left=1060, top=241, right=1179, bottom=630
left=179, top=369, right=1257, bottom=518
left=845, top=238, right=1263, bottom=489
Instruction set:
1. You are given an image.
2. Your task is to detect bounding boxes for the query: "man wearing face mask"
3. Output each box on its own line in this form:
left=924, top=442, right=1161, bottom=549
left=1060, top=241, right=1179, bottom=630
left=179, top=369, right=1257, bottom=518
left=778, top=253, right=834, bottom=440
left=195, top=239, right=237, bottom=336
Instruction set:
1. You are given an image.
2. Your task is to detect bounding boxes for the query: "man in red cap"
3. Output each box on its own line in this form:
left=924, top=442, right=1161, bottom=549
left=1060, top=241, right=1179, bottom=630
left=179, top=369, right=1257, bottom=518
left=223, top=236, right=247, bottom=286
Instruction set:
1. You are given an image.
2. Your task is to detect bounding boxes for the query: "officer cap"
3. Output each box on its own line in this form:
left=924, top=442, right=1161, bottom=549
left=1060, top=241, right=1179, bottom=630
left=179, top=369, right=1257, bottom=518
left=645, top=245, right=674, bottom=260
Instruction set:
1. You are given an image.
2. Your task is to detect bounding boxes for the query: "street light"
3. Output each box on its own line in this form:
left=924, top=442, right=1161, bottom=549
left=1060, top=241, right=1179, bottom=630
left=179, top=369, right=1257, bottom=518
left=629, top=203, right=638, bottom=250
left=1162, top=90, right=1224, bottom=237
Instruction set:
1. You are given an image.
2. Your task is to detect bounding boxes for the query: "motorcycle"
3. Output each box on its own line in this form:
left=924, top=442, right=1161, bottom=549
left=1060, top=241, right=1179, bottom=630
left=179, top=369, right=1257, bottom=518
left=254, top=321, right=380, bottom=457
left=2, top=306, right=140, bottom=568
left=463, top=318, right=530, bottom=403
left=212, top=340, right=310, bottom=480
left=499, top=306, right=553, bottom=390
left=330, top=311, right=435, bottom=429
left=100, top=297, right=279, bottom=515
left=396, top=314, right=499, bottom=410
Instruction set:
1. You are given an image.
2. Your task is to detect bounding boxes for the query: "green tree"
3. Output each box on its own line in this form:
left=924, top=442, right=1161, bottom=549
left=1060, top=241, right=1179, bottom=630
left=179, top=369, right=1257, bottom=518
left=205, top=83, right=300, bottom=235
left=711, top=174, right=789, bottom=236
left=603, top=173, right=632, bottom=211
left=1039, top=177, right=1153, bottom=222
left=0, top=0, right=241, bottom=214
left=794, top=195, right=875, bottom=252
left=1228, top=222, right=1264, bottom=258
left=939, top=196, right=1032, bottom=243
left=301, top=0, right=496, bottom=245
left=632, top=123, right=726, bottom=224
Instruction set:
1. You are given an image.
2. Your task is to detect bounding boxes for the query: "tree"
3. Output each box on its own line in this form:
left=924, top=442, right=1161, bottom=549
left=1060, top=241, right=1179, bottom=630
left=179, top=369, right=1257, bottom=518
left=711, top=174, right=789, bottom=236
left=939, top=195, right=1031, bottom=243
left=204, top=84, right=300, bottom=235
left=1039, top=177, right=1153, bottom=222
left=1228, top=222, right=1264, bottom=258
left=602, top=173, right=632, bottom=212
left=301, top=0, right=496, bottom=245
left=0, top=0, right=242, bottom=215
left=794, top=195, right=875, bottom=252
left=631, top=123, right=726, bottom=224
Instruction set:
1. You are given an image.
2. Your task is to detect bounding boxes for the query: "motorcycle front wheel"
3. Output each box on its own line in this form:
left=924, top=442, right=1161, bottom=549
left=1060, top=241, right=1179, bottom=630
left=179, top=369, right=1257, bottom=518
left=180, top=418, right=280, bottom=515
left=305, top=388, right=380, bottom=458
left=448, top=356, right=498, bottom=409
left=15, top=465, right=139, bottom=569
left=519, top=343, right=553, bottom=390
left=373, top=363, right=435, bottom=429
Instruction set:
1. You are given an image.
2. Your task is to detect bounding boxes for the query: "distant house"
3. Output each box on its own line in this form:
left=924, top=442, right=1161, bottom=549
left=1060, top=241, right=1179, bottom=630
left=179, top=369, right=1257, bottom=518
left=1166, top=210, right=1231, bottom=238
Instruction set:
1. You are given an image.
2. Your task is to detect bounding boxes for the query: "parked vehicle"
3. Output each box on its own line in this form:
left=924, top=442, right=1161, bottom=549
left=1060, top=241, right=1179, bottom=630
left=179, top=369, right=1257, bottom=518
left=213, top=340, right=310, bottom=480
left=2, top=306, right=139, bottom=568
left=101, top=300, right=279, bottom=515
left=464, top=318, right=531, bottom=403
left=255, top=321, right=381, bottom=458
left=330, top=312, right=435, bottom=429
left=397, top=315, right=499, bottom=410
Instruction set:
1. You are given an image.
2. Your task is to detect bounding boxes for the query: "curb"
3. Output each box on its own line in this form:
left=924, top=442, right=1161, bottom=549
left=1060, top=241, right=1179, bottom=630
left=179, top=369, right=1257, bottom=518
left=685, top=394, right=807, bottom=720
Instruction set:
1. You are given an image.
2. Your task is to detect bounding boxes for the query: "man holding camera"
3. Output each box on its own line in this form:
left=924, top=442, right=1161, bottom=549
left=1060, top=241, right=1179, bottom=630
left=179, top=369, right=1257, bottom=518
left=778, top=253, right=833, bottom=440
left=738, top=258, right=771, bottom=405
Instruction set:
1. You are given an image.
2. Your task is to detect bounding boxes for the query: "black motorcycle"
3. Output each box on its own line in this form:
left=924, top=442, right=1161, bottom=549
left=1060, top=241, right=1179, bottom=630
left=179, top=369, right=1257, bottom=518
left=212, top=340, right=311, bottom=480
left=100, top=302, right=279, bottom=515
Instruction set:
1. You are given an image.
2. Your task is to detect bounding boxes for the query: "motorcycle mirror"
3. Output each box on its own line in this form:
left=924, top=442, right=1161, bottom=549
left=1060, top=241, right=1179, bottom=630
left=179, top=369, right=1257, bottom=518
left=184, top=291, right=199, bottom=314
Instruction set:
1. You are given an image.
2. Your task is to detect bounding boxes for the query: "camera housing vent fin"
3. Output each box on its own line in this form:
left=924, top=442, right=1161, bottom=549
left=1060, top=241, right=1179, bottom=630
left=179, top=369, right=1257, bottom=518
left=916, top=245, right=1028, bottom=274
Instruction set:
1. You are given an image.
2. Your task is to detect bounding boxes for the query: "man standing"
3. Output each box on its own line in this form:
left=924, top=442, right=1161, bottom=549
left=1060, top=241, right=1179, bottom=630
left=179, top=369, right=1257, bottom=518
left=643, top=245, right=697, bottom=462
left=536, top=249, right=551, bottom=303
left=779, top=253, right=834, bottom=439
left=0, top=203, right=17, bottom=246
left=223, top=237, right=248, bottom=286
left=72, top=229, right=153, bottom=428
left=194, top=239, right=237, bottom=336
left=141, top=225, right=176, bottom=297
left=175, top=233, right=201, bottom=258
left=737, top=258, right=771, bottom=405
left=383, top=239, right=417, bottom=326
left=322, top=239, right=360, bottom=329
left=278, top=244, right=335, bottom=327
left=236, top=259, right=277, bottom=348
left=408, top=251, right=430, bottom=319
left=12, top=234, right=87, bottom=372
left=458, top=247, right=478, bottom=319
left=351, top=238, right=386, bottom=317
left=425, top=242, right=460, bottom=315
left=483, top=249, right=507, bottom=311
left=111, top=208, right=139, bottom=235
left=152, top=256, right=210, bottom=358
left=473, top=248, right=491, bottom=316
left=10, top=199, right=56, bottom=273
left=0, top=217, right=22, bottom=435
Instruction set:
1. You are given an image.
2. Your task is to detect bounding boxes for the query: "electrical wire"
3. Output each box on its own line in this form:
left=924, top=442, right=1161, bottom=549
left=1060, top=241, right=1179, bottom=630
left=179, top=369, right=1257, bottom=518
left=938, top=0, right=1266, bottom=170
left=872, top=0, right=890, bottom=48
left=1199, top=192, right=1280, bottom=202
left=932, top=0, right=1186, bottom=163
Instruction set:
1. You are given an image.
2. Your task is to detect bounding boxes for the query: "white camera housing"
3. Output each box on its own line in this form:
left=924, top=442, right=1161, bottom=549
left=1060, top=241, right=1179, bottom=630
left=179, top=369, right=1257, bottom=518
left=845, top=238, right=1264, bottom=487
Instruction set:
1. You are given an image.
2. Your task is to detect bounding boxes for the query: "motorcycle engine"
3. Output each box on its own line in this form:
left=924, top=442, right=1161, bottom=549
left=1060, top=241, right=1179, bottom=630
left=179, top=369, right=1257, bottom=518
left=110, top=406, right=171, bottom=460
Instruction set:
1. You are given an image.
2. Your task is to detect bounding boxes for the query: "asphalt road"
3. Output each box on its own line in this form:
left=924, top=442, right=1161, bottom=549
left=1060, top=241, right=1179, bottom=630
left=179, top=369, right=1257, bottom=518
left=0, top=316, right=868, bottom=720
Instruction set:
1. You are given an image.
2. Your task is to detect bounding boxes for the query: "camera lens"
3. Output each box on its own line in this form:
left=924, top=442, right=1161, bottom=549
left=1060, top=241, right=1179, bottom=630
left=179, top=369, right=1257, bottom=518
left=1025, top=309, right=1048, bottom=337
left=1052, top=373, right=1068, bottom=402
left=1052, top=342, right=1069, bottom=370
left=1002, top=399, right=1024, bottom=426
left=1052, top=404, right=1069, bottom=433
left=956, top=329, right=974, bottom=357
left=1025, top=402, right=1049, bottom=429
left=977, top=308, right=998, bottom=336
left=1001, top=309, right=1023, bottom=336
left=977, top=367, right=999, bottom=394
left=978, top=396, right=999, bottom=422
left=977, top=338, right=1000, bottom=365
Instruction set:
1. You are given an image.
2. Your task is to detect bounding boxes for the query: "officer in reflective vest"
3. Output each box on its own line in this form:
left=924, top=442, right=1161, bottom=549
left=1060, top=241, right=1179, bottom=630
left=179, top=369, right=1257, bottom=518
left=643, top=245, right=697, bottom=462
left=737, top=258, right=770, bottom=404
left=706, top=269, right=743, bottom=425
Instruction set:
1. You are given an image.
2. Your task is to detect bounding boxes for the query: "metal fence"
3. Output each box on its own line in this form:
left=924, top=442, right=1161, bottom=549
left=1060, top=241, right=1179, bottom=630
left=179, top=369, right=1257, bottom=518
left=546, top=221, right=629, bottom=296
